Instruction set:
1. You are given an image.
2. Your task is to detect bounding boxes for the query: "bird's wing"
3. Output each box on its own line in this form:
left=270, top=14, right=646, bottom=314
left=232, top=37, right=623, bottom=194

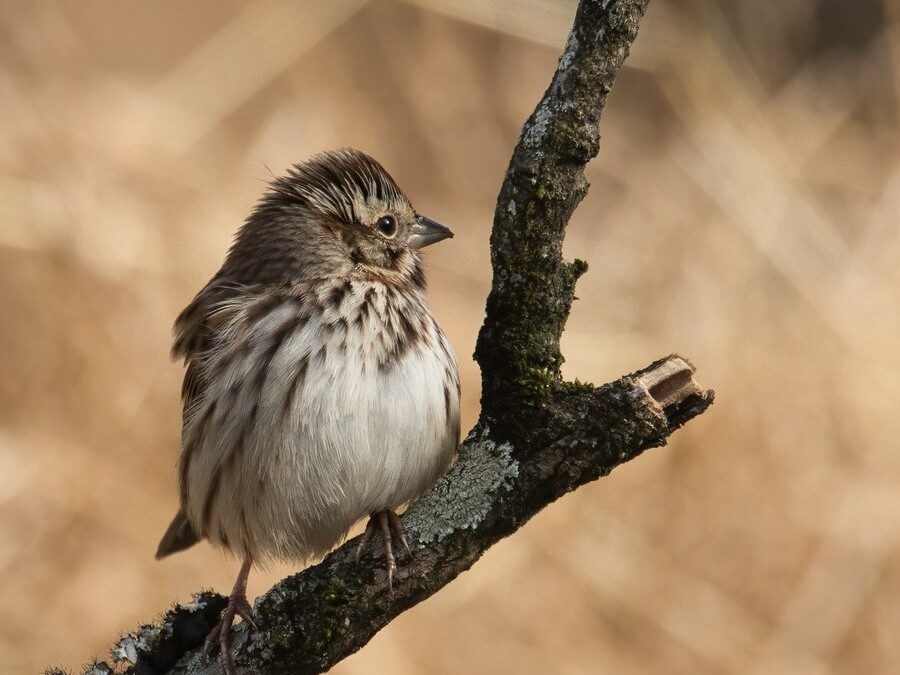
left=156, top=276, right=241, bottom=557
left=172, top=276, right=245, bottom=411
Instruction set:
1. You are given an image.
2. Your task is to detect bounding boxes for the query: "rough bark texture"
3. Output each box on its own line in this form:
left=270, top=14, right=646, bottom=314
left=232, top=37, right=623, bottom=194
left=476, top=0, right=653, bottom=447
left=53, top=1, right=715, bottom=674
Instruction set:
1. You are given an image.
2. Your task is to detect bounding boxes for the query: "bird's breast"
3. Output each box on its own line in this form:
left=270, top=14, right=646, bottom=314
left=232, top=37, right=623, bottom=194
left=183, top=279, right=460, bottom=562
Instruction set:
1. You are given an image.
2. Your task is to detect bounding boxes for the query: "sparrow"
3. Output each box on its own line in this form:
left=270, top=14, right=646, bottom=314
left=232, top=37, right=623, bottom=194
left=155, top=148, right=460, bottom=674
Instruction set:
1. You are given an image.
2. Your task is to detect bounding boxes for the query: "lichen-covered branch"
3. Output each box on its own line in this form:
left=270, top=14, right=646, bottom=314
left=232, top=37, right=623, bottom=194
left=475, top=0, right=652, bottom=446
left=66, top=358, right=711, bottom=675
left=55, top=2, right=717, bottom=674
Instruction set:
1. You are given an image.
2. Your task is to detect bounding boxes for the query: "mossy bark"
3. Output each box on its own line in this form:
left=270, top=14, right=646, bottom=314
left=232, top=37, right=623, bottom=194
left=476, top=0, right=652, bottom=446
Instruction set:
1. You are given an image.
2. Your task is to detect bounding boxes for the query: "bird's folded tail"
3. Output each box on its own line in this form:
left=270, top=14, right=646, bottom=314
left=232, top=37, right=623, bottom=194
left=156, top=509, right=201, bottom=559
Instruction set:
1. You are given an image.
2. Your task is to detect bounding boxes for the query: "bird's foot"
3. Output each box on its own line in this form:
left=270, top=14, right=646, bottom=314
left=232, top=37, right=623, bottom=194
left=205, top=557, right=256, bottom=675
left=356, top=509, right=411, bottom=592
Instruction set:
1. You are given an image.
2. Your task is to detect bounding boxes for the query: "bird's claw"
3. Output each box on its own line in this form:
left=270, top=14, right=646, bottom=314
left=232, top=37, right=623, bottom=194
left=204, top=557, right=255, bottom=675
left=356, top=510, right=412, bottom=593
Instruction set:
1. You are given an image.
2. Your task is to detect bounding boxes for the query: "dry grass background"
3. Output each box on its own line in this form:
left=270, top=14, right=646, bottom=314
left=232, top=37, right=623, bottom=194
left=1, top=0, right=898, bottom=673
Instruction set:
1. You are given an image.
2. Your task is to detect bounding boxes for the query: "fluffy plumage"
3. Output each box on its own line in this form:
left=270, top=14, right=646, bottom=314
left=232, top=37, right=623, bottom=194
left=155, top=149, right=459, bottom=672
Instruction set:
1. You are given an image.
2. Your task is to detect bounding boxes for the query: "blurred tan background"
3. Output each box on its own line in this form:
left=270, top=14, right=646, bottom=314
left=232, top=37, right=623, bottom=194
left=2, top=0, right=899, bottom=673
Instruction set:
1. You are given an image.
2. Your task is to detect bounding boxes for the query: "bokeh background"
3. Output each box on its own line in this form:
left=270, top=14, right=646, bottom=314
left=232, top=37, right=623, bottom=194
left=2, top=0, right=899, bottom=673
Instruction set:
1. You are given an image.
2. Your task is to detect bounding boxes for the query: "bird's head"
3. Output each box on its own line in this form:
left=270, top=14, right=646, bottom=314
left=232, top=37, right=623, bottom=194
left=223, top=149, right=452, bottom=288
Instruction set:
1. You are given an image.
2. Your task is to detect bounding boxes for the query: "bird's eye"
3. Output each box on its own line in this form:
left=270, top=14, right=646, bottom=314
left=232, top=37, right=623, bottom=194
left=376, top=215, right=397, bottom=238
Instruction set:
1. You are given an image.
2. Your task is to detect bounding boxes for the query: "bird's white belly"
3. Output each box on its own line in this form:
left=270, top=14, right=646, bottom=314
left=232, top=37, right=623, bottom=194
left=186, top=285, right=459, bottom=563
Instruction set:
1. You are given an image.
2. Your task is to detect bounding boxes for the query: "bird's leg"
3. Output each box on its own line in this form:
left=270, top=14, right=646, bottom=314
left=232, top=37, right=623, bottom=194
left=355, top=510, right=411, bottom=591
left=205, top=555, right=256, bottom=675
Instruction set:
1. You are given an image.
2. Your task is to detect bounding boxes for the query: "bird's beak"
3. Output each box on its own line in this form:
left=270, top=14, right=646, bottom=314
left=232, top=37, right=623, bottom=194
left=408, top=216, right=453, bottom=250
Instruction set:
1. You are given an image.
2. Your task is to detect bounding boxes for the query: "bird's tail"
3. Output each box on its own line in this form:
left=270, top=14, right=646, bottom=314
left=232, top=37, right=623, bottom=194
left=156, top=509, right=200, bottom=559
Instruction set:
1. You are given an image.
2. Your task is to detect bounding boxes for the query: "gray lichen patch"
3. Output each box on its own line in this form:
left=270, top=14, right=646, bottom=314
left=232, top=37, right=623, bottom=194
left=558, top=32, right=578, bottom=72
left=112, top=625, right=161, bottom=665
left=404, top=430, right=518, bottom=545
left=522, top=101, right=553, bottom=150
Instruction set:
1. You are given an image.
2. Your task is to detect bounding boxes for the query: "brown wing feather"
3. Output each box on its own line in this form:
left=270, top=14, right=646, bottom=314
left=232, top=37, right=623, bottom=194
left=157, top=276, right=237, bottom=557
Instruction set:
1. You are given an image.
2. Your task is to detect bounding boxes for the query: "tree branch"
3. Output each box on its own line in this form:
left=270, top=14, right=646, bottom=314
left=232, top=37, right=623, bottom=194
left=476, top=0, right=653, bottom=445
left=59, top=1, right=715, bottom=674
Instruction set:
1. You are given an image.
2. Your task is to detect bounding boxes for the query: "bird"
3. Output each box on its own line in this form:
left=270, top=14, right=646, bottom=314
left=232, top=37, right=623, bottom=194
left=155, top=148, right=460, bottom=674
